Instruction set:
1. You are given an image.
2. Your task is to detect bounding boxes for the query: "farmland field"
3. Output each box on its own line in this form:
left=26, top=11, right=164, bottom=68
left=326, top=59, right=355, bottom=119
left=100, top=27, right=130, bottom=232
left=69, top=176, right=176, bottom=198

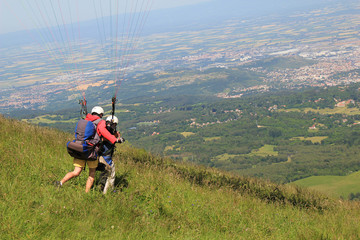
left=291, top=136, right=328, bottom=143
left=292, top=171, right=360, bottom=198
left=279, top=107, right=360, bottom=116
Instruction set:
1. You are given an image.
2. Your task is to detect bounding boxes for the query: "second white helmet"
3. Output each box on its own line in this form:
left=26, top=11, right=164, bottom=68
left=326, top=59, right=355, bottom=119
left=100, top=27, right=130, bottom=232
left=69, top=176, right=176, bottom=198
left=91, top=106, right=104, bottom=115
left=106, top=115, right=119, bottom=124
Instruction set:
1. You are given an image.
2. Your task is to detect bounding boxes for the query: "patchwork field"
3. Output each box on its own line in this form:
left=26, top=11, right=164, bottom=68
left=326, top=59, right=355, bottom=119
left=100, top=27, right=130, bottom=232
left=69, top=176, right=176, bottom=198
left=291, top=136, right=328, bottom=143
left=248, top=144, right=278, bottom=157
left=280, top=107, right=360, bottom=116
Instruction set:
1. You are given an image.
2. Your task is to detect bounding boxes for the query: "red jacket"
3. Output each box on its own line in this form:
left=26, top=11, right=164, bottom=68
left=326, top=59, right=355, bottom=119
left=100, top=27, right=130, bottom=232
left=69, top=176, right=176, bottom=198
left=85, top=114, right=117, bottom=144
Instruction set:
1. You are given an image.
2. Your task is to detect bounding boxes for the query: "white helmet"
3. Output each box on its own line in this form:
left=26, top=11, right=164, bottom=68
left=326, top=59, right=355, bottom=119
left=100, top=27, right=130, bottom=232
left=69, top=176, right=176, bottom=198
left=106, top=115, right=119, bottom=124
left=91, top=106, right=104, bottom=115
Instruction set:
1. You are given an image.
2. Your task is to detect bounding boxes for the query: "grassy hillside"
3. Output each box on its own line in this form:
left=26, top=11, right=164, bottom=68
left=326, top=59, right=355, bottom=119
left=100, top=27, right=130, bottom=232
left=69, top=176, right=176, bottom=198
left=1, top=115, right=360, bottom=239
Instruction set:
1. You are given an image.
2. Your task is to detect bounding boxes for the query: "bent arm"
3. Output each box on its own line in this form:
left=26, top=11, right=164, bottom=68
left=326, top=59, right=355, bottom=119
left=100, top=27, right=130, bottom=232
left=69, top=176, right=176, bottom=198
left=97, top=120, right=117, bottom=144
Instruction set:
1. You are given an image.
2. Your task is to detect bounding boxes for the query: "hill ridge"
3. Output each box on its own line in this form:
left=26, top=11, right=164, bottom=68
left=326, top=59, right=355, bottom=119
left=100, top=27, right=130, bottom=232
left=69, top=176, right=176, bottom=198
left=1, top=114, right=359, bottom=239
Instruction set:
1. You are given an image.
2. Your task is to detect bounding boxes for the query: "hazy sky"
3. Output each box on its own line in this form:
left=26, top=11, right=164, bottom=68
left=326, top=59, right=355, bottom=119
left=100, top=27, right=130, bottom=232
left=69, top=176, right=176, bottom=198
left=0, top=0, right=212, bottom=34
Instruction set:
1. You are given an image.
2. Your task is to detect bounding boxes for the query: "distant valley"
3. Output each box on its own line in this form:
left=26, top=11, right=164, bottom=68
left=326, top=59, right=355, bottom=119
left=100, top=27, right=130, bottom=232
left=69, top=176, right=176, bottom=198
left=1, top=0, right=360, bottom=198
left=0, top=0, right=359, bottom=113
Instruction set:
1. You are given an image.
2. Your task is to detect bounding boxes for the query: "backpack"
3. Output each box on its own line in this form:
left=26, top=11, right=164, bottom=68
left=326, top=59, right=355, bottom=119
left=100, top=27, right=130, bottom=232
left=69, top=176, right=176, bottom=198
left=66, top=118, right=102, bottom=161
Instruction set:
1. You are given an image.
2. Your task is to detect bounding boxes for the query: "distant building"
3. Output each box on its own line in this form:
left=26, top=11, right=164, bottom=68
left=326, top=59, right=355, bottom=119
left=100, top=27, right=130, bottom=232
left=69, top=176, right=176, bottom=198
left=309, top=124, right=317, bottom=130
left=335, top=99, right=355, bottom=107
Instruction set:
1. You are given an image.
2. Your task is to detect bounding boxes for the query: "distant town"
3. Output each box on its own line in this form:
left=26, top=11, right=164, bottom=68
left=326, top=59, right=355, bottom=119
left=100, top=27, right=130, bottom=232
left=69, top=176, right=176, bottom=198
left=0, top=1, right=359, bottom=112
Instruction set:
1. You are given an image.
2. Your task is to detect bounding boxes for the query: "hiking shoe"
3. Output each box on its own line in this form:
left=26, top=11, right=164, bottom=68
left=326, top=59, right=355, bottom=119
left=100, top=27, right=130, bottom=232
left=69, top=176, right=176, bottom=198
left=53, top=181, right=62, bottom=188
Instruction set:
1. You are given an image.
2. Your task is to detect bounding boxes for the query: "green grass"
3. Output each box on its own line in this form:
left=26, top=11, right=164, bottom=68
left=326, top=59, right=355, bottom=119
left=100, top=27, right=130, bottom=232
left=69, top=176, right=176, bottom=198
left=279, top=106, right=360, bottom=115
left=215, top=145, right=278, bottom=161
left=1, top=115, right=360, bottom=239
left=214, top=153, right=240, bottom=162
left=137, top=121, right=157, bottom=126
left=292, top=171, right=360, bottom=199
left=291, top=136, right=328, bottom=143
left=204, top=136, right=221, bottom=142
left=181, top=132, right=195, bottom=138
left=22, top=114, right=78, bottom=124
left=248, top=144, right=278, bottom=157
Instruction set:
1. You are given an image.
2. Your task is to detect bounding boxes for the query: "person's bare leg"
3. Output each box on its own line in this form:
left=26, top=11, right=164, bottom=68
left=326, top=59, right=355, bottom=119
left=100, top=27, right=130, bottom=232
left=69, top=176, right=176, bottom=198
left=60, top=166, right=82, bottom=185
left=85, top=168, right=96, bottom=193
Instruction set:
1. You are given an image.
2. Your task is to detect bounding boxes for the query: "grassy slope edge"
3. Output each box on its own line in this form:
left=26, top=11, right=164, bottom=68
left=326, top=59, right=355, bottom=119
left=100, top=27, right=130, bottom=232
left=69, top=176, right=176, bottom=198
left=0, top=115, right=359, bottom=239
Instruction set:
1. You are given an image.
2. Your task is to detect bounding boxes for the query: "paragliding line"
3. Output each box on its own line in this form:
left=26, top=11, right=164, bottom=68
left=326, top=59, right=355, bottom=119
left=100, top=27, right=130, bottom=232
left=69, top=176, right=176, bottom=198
left=111, top=96, right=117, bottom=119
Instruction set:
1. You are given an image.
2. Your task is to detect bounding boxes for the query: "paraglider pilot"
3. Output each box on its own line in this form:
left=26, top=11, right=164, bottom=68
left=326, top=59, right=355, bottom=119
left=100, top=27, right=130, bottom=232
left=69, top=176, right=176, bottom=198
left=97, top=115, right=125, bottom=194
